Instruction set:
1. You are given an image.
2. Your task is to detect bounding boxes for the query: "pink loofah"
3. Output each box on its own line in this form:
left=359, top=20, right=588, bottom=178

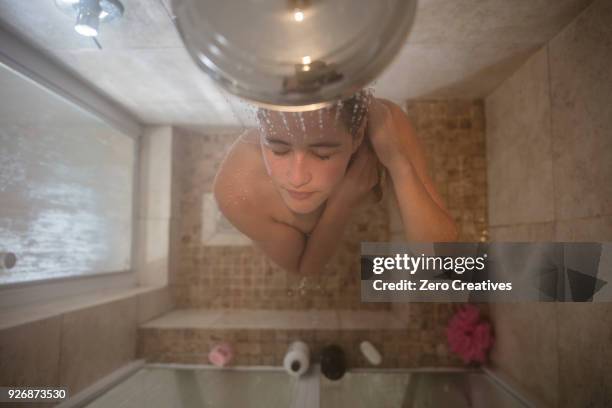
left=208, top=342, right=234, bottom=367
left=446, top=305, right=494, bottom=365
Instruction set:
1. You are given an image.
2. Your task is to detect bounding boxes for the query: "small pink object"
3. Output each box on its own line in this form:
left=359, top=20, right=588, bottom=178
left=208, top=342, right=234, bottom=367
left=446, top=305, right=494, bottom=365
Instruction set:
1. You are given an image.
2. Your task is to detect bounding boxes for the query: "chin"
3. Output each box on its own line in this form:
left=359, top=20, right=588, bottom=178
left=283, top=194, right=326, bottom=214
left=286, top=200, right=318, bottom=214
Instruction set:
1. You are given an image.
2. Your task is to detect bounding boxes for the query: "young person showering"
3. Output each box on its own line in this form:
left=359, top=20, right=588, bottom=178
left=213, top=90, right=458, bottom=274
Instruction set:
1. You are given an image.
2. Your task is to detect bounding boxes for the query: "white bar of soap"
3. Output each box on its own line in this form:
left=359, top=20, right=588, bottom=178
left=359, top=341, right=382, bottom=366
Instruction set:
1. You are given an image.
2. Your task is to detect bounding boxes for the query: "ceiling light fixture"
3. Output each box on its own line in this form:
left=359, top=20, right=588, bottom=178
left=55, top=0, right=124, bottom=38
left=293, top=9, right=304, bottom=22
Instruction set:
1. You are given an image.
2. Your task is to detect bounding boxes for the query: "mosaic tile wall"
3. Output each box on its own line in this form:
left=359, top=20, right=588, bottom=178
left=171, top=127, right=390, bottom=310
left=138, top=327, right=463, bottom=368
left=137, top=305, right=463, bottom=368
left=404, top=99, right=488, bottom=242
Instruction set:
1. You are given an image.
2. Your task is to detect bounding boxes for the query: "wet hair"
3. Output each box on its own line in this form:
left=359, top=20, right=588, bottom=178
left=255, top=89, right=385, bottom=202
left=336, top=89, right=372, bottom=137
left=256, top=89, right=372, bottom=138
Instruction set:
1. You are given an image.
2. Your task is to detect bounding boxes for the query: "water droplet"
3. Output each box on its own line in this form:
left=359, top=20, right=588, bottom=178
left=297, top=112, right=307, bottom=134
left=334, top=100, right=343, bottom=127
left=281, top=113, right=292, bottom=137
left=317, top=109, right=323, bottom=131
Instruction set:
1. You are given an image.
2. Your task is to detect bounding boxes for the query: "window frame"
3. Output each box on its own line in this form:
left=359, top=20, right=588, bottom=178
left=0, top=26, right=143, bottom=308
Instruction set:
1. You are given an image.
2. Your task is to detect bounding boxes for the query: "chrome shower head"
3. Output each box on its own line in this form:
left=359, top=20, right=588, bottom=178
left=172, top=0, right=417, bottom=112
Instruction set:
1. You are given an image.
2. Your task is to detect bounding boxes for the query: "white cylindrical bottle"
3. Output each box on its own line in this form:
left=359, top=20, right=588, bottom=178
left=359, top=341, right=382, bottom=366
left=283, top=341, right=310, bottom=377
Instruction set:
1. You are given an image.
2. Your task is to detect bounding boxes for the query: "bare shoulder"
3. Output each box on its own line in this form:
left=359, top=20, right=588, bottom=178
left=375, top=98, right=420, bottom=150
left=215, top=129, right=261, bottom=184
left=213, top=129, right=266, bottom=210
left=212, top=129, right=280, bottom=240
left=378, top=99, right=415, bottom=129
left=377, top=98, right=403, bottom=114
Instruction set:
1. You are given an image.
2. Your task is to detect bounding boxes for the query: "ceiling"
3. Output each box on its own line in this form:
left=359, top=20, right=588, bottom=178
left=0, top=62, right=105, bottom=126
left=0, top=0, right=594, bottom=128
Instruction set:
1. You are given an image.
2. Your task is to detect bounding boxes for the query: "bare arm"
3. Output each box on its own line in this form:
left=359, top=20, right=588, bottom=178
left=217, top=195, right=353, bottom=274
left=216, top=182, right=351, bottom=274
left=294, top=197, right=352, bottom=274
left=369, top=99, right=458, bottom=242
left=214, top=179, right=306, bottom=272
left=390, top=160, right=458, bottom=241
left=297, top=141, right=380, bottom=274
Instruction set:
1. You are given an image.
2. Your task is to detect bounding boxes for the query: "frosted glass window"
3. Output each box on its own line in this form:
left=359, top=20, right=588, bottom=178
left=0, top=64, right=135, bottom=285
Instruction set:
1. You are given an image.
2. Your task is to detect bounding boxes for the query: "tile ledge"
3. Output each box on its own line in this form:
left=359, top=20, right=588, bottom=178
left=140, top=308, right=408, bottom=330
left=0, top=284, right=166, bottom=331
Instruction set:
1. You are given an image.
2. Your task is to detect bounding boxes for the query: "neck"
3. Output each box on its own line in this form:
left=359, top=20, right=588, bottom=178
left=291, top=200, right=327, bottom=218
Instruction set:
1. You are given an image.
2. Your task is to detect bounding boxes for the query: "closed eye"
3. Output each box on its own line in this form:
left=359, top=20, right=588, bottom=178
left=312, top=149, right=336, bottom=160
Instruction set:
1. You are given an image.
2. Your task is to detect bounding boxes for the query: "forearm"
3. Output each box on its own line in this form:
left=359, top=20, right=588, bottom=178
left=297, top=199, right=353, bottom=274
left=389, top=162, right=458, bottom=242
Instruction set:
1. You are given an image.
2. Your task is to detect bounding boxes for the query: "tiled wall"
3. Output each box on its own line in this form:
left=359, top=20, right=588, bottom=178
left=402, top=99, right=488, bottom=242
left=135, top=126, right=180, bottom=286
left=171, top=127, right=390, bottom=310
left=0, top=288, right=171, bottom=398
left=485, top=1, right=612, bottom=407
left=138, top=308, right=462, bottom=368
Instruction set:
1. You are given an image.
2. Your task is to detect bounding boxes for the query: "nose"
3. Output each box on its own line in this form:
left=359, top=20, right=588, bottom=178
left=287, top=151, right=312, bottom=188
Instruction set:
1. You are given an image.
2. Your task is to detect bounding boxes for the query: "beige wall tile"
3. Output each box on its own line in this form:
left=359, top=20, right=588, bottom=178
left=141, top=308, right=224, bottom=329
left=489, top=222, right=555, bottom=241
left=0, top=317, right=61, bottom=388
left=338, top=310, right=406, bottom=330
left=486, top=48, right=555, bottom=226
left=59, top=298, right=137, bottom=394
left=489, top=303, right=559, bottom=408
left=549, top=0, right=612, bottom=220
left=135, top=126, right=179, bottom=287
left=137, top=126, right=173, bottom=220
left=555, top=216, right=612, bottom=241
left=167, top=217, right=182, bottom=286
left=137, top=286, right=173, bottom=325
left=485, top=3, right=612, bottom=406
left=557, top=303, right=612, bottom=408
left=135, top=218, right=170, bottom=286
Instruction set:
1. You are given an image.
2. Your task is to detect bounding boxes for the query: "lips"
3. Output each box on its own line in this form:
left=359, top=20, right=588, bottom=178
left=286, top=189, right=315, bottom=200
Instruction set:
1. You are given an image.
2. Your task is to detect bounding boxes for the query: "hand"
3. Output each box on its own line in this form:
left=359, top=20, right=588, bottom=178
left=367, top=98, right=413, bottom=171
left=328, top=142, right=380, bottom=210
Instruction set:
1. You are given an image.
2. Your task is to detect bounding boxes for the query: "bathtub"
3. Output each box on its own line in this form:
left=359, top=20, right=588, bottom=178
left=58, top=361, right=536, bottom=408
